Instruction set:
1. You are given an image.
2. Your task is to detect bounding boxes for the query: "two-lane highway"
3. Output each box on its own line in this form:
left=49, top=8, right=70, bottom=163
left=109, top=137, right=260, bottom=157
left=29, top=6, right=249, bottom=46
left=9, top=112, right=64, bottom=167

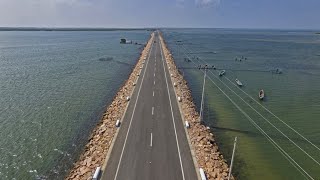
left=102, top=33, right=198, bottom=180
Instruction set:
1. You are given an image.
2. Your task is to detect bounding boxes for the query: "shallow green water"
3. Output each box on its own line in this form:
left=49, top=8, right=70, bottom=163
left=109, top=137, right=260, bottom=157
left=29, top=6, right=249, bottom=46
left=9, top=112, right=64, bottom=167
left=163, top=29, right=320, bottom=179
left=0, top=30, right=149, bottom=179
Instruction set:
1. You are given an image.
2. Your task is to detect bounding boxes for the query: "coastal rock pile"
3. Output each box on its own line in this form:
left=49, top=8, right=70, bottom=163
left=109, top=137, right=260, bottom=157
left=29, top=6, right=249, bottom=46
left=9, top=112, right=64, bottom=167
left=159, top=34, right=234, bottom=180
left=66, top=33, right=155, bottom=180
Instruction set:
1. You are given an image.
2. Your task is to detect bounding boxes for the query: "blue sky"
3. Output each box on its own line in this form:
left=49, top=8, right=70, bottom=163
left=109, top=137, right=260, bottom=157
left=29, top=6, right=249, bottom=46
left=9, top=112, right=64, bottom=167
left=0, top=0, right=319, bottom=29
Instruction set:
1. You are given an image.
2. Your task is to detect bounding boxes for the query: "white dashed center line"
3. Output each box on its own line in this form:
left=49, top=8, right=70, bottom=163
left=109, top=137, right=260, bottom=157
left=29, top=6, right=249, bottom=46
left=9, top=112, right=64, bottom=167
left=150, top=133, right=153, bottom=147
left=152, top=107, right=154, bottom=115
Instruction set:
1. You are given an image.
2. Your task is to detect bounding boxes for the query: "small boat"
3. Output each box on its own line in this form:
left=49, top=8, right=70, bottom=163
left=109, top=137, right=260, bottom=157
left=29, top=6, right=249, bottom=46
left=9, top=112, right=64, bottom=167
left=275, top=68, right=282, bottom=74
left=120, top=38, right=126, bottom=44
left=184, top=58, right=191, bottom=62
left=259, top=89, right=265, bottom=100
left=120, top=38, right=132, bottom=44
left=235, top=79, right=243, bottom=86
left=219, top=70, right=226, bottom=76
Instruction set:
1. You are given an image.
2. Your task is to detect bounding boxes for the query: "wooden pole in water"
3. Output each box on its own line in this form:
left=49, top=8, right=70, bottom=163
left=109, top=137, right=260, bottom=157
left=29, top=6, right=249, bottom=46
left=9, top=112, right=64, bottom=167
left=228, top=137, right=237, bottom=180
left=200, top=68, right=206, bottom=122
left=178, top=42, right=180, bottom=62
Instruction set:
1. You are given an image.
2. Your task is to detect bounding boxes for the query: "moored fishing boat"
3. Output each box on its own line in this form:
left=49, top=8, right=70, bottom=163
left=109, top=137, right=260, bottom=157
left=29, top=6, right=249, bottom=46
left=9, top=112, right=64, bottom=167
left=219, top=70, right=225, bottom=76
left=259, top=89, right=265, bottom=100
left=120, top=38, right=132, bottom=44
left=235, top=78, right=243, bottom=86
left=275, top=68, right=282, bottom=74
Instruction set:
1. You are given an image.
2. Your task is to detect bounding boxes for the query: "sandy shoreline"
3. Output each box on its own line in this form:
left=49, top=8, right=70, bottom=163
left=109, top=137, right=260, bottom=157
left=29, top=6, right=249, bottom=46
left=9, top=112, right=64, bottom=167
left=159, top=33, right=234, bottom=180
left=65, top=33, right=154, bottom=179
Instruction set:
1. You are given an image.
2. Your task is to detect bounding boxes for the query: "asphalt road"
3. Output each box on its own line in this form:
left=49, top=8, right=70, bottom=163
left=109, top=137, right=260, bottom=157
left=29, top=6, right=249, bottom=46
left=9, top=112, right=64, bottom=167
left=102, top=33, right=198, bottom=180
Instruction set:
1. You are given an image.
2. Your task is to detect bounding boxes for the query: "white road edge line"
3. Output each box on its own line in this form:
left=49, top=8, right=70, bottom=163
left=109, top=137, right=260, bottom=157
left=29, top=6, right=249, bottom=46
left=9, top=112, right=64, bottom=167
left=152, top=107, right=154, bottom=115
left=159, top=35, right=186, bottom=180
left=150, top=133, right=153, bottom=147
left=113, top=36, right=155, bottom=180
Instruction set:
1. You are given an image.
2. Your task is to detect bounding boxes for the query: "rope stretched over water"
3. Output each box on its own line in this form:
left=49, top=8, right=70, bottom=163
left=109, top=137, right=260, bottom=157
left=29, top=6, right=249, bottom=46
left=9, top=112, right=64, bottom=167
left=180, top=43, right=320, bottom=152
left=180, top=44, right=320, bottom=165
left=172, top=39, right=316, bottom=179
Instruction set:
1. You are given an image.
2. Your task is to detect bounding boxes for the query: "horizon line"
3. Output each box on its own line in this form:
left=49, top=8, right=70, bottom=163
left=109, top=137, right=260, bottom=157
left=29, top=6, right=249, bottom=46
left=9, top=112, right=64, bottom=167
left=0, top=26, right=319, bottom=31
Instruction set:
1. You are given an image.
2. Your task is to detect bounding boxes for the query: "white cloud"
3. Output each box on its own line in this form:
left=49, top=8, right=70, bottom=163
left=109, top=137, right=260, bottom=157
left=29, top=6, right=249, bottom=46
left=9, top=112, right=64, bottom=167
left=0, top=0, right=98, bottom=27
left=195, top=0, right=221, bottom=7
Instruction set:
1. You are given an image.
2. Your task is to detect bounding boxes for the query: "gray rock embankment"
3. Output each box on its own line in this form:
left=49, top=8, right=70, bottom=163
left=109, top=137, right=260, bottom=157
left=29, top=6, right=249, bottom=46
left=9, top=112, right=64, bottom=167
left=159, top=34, right=234, bottom=180
left=66, top=33, right=154, bottom=180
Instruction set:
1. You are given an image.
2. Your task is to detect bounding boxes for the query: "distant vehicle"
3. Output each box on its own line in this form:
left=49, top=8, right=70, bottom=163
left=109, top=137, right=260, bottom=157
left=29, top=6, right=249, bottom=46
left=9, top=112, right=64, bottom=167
left=259, top=89, right=265, bottom=100
left=235, top=78, right=243, bottom=86
left=154, top=40, right=156, bottom=43
left=219, top=70, right=226, bottom=76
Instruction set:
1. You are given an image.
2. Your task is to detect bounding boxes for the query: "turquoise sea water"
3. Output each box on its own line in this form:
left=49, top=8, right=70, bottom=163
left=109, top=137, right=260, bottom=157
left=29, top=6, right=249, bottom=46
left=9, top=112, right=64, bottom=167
left=0, top=30, right=149, bottom=179
left=163, top=29, right=320, bottom=180
left=1, top=29, right=319, bottom=180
